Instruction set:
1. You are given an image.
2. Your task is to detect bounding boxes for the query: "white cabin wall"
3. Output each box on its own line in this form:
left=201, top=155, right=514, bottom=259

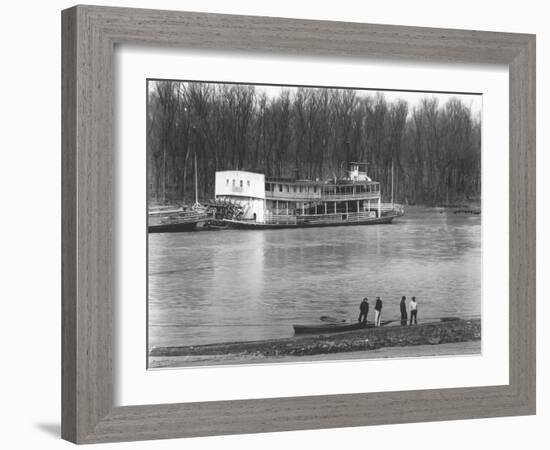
left=215, top=171, right=266, bottom=222
left=215, top=171, right=265, bottom=199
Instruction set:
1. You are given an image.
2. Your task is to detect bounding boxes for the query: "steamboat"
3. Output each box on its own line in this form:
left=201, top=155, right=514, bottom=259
left=215, top=162, right=404, bottom=229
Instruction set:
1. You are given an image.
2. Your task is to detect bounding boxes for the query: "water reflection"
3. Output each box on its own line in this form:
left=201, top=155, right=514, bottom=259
left=148, top=207, right=481, bottom=347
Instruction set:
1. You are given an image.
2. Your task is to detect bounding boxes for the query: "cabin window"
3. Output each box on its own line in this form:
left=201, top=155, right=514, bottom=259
left=265, top=183, right=270, bottom=191
left=226, top=179, right=229, bottom=185
left=240, top=180, right=243, bottom=188
left=313, top=186, right=317, bottom=193
left=247, top=180, right=250, bottom=187
left=278, top=184, right=282, bottom=192
left=232, top=179, right=236, bottom=186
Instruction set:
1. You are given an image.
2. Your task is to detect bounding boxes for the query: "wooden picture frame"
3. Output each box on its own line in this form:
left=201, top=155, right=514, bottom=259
left=61, top=5, right=536, bottom=444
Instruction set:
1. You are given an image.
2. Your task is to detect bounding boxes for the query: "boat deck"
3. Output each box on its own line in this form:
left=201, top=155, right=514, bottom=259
left=148, top=210, right=209, bottom=233
left=223, top=213, right=398, bottom=229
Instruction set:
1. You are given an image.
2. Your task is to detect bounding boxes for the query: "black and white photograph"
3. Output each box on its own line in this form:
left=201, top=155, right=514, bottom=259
left=146, top=79, right=482, bottom=369
left=2, top=0, right=544, bottom=447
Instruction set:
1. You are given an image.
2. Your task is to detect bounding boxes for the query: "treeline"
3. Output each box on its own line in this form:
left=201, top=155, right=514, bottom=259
left=147, top=81, right=481, bottom=205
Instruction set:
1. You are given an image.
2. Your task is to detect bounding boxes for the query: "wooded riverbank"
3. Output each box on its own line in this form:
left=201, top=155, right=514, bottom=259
left=148, top=81, right=481, bottom=206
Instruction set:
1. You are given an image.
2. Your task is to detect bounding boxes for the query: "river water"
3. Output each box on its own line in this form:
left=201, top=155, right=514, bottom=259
left=148, top=207, right=481, bottom=348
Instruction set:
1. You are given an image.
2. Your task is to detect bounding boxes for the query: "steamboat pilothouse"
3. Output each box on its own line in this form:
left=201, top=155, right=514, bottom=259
left=214, top=162, right=404, bottom=229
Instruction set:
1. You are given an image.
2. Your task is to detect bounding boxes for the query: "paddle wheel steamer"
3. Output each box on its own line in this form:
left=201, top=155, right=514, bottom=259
left=215, top=162, right=404, bottom=229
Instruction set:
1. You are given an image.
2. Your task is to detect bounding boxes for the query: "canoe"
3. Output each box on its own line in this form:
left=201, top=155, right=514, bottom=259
left=319, top=315, right=348, bottom=323
left=293, top=320, right=392, bottom=335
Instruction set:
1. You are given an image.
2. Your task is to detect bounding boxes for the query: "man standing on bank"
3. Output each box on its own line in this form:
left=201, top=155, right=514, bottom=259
left=358, top=297, right=369, bottom=323
left=409, top=296, right=418, bottom=325
left=374, top=296, right=383, bottom=327
left=400, top=296, right=408, bottom=326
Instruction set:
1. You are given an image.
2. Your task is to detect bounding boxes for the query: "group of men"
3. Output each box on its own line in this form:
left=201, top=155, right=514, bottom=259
left=358, top=296, right=418, bottom=326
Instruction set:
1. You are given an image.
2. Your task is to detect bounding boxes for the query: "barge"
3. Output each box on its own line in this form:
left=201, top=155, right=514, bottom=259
left=148, top=153, right=210, bottom=233
left=148, top=206, right=209, bottom=233
left=214, top=162, right=404, bottom=229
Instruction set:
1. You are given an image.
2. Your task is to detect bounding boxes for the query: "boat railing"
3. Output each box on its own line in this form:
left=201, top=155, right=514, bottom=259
left=148, top=207, right=184, bottom=216
left=267, top=191, right=322, bottom=200
left=148, top=209, right=210, bottom=226
left=270, top=208, right=298, bottom=215
left=380, top=203, right=405, bottom=215
left=267, top=191, right=381, bottom=201
left=321, top=192, right=380, bottom=201
left=265, top=211, right=379, bottom=225
left=264, top=214, right=298, bottom=225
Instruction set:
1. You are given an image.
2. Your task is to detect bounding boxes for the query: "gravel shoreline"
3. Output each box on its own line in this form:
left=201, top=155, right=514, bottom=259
left=149, top=319, right=481, bottom=369
left=149, top=340, right=481, bottom=368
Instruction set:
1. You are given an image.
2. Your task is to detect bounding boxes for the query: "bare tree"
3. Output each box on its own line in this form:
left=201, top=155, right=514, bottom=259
left=147, top=81, right=481, bottom=206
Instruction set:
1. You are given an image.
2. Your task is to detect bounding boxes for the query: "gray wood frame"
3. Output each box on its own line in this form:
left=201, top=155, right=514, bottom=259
left=62, top=5, right=536, bottom=444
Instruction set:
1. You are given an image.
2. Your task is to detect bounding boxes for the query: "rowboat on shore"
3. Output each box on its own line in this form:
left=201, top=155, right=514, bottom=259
left=293, top=320, right=392, bottom=335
